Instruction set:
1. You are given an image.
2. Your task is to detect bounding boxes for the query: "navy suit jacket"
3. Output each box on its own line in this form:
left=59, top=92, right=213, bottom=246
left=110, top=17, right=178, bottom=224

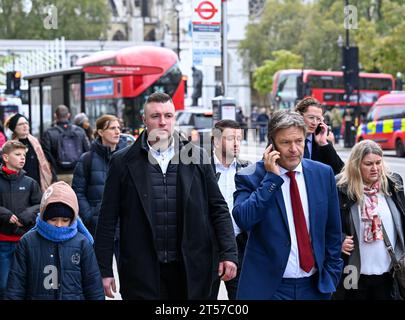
left=232, top=159, right=343, bottom=300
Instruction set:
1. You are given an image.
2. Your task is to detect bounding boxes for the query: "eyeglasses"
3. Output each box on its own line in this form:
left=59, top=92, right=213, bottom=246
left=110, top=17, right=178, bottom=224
left=304, top=115, right=323, bottom=123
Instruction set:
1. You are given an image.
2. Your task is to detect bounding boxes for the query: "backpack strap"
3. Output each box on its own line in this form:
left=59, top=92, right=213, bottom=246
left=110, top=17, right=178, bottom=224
left=54, top=125, right=64, bottom=133
left=81, top=151, right=93, bottom=184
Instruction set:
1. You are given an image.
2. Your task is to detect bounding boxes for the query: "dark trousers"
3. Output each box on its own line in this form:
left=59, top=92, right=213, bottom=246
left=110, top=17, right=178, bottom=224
left=259, top=126, right=267, bottom=143
left=344, top=272, right=394, bottom=300
left=0, top=241, right=17, bottom=300
left=159, top=262, right=187, bottom=299
left=211, top=232, right=247, bottom=300
left=271, top=274, right=331, bottom=300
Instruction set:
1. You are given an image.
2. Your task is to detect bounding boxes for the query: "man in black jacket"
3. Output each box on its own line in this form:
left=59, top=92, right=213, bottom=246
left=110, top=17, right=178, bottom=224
left=42, top=105, right=90, bottom=184
left=95, top=92, right=237, bottom=300
left=0, top=140, right=42, bottom=299
left=295, top=97, right=344, bottom=175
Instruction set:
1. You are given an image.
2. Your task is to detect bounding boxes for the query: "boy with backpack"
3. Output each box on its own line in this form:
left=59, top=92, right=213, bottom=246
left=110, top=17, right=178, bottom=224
left=0, top=140, right=42, bottom=299
left=6, top=181, right=105, bottom=300
left=42, top=105, right=90, bottom=185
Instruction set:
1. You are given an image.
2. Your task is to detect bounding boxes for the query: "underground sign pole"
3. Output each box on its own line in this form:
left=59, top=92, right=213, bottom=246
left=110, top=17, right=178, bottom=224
left=222, top=0, right=228, bottom=97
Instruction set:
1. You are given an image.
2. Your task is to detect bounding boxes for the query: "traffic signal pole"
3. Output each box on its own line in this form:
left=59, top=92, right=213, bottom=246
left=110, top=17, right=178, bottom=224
left=343, top=0, right=355, bottom=147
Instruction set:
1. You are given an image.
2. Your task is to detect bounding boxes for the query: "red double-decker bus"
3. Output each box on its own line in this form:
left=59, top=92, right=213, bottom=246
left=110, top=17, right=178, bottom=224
left=76, top=46, right=185, bottom=131
left=25, top=46, right=185, bottom=137
left=271, top=69, right=394, bottom=113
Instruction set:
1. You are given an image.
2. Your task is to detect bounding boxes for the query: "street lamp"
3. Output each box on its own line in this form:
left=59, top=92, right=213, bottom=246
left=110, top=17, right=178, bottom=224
left=98, top=32, right=106, bottom=51
left=174, top=1, right=182, bottom=60
left=397, top=72, right=403, bottom=91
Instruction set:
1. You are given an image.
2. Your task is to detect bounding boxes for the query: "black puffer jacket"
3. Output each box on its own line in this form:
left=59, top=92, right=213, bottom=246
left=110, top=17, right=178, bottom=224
left=72, top=137, right=127, bottom=236
left=0, top=167, right=42, bottom=236
left=6, top=230, right=105, bottom=300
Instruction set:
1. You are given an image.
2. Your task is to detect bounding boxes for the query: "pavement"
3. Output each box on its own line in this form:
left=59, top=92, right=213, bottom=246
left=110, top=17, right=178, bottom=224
left=108, top=258, right=229, bottom=300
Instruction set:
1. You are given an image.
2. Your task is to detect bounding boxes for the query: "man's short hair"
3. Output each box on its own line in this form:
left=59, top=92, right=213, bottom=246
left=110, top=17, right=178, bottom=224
left=212, top=119, right=241, bottom=138
left=267, top=110, right=307, bottom=142
left=146, top=92, right=173, bottom=105
left=144, top=92, right=173, bottom=114
left=55, top=105, right=70, bottom=120
left=295, top=97, right=322, bottom=115
left=2, top=140, right=28, bottom=155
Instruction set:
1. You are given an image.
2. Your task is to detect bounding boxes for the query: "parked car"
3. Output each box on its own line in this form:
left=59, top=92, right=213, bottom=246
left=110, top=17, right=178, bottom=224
left=176, top=108, right=213, bottom=152
left=357, top=91, right=405, bottom=157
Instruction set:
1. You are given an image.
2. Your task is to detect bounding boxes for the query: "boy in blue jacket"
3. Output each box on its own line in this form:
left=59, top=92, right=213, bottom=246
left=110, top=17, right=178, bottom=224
left=6, top=181, right=105, bottom=300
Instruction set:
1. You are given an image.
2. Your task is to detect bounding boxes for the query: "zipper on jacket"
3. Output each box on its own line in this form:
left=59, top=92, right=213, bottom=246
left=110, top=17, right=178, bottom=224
left=56, top=244, right=62, bottom=300
left=163, top=173, right=168, bottom=263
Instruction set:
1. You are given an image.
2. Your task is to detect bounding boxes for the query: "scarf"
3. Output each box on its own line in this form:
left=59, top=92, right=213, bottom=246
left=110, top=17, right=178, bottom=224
left=30, top=215, right=94, bottom=244
left=362, top=182, right=383, bottom=243
left=2, top=166, right=17, bottom=175
left=27, top=134, right=53, bottom=192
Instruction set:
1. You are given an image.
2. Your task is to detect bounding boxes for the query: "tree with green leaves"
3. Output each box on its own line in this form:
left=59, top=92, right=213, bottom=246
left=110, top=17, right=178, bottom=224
left=239, top=0, right=310, bottom=70
left=253, top=50, right=303, bottom=105
left=241, top=0, right=405, bottom=97
left=0, top=0, right=110, bottom=40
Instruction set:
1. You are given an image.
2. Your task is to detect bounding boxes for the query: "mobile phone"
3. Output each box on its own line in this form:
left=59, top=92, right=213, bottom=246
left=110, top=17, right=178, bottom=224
left=315, top=123, right=330, bottom=135
left=315, top=123, right=322, bottom=135
left=268, top=137, right=277, bottom=151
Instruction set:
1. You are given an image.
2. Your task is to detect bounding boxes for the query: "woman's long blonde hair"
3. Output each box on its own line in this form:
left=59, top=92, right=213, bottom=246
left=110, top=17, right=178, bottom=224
left=336, top=139, right=392, bottom=202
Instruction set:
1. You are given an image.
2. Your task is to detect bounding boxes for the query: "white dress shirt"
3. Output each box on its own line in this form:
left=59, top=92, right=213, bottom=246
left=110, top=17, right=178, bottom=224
left=279, top=163, right=316, bottom=278
left=214, top=154, right=241, bottom=236
left=147, top=139, right=175, bottom=174
left=359, top=194, right=396, bottom=275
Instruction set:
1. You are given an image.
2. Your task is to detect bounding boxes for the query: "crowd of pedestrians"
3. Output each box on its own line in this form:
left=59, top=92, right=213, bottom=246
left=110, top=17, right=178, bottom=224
left=0, top=93, right=404, bottom=301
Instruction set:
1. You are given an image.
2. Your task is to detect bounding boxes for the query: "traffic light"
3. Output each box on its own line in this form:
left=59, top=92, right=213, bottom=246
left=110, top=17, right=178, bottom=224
left=14, top=71, right=21, bottom=91
left=4, top=71, right=21, bottom=95
left=342, top=46, right=359, bottom=97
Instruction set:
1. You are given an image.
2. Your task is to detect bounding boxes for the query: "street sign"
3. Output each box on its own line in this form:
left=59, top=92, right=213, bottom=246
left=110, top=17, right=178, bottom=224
left=192, top=0, right=221, bottom=66
left=193, top=1, right=220, bottom=23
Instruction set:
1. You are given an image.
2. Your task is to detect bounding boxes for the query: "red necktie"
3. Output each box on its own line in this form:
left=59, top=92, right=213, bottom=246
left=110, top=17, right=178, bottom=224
left=286, top=171, right=315, bottom=273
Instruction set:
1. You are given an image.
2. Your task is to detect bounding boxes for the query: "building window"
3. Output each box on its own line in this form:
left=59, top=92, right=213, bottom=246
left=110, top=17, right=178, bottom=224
left=249, top=0, right=265, bottom=17
left=113, top=30, right=126, bottom=40
left=109, top=0, right=119, bottom=16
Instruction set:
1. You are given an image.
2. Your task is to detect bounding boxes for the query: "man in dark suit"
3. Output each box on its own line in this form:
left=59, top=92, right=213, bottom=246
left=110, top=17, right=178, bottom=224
left=295, top=97, right=344, bottom=175
left=233, top=110, right=343, bottom=300
left=94, top=92, right=237, bottom=300
left=210, top=119, right=251, bottom=299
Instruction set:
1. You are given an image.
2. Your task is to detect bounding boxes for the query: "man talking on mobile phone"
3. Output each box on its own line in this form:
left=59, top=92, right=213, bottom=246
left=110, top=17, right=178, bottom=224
left=232, top=110, right=343, bottom=300
left=295, top=97, right=344, bottom=175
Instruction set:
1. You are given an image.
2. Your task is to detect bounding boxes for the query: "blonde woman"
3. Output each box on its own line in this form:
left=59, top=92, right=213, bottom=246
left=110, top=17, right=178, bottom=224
left=335, top=140, right=405, bottom=300
left=5, top=114, right=54, bottom=192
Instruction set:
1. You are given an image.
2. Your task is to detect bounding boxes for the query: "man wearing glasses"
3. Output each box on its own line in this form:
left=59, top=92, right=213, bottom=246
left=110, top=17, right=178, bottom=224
left=295, top=97, right=344, bottom=175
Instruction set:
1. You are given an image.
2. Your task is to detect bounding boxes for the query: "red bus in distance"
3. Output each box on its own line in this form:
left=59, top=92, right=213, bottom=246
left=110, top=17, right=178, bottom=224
left=271, top=69, right=394, bottom=113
